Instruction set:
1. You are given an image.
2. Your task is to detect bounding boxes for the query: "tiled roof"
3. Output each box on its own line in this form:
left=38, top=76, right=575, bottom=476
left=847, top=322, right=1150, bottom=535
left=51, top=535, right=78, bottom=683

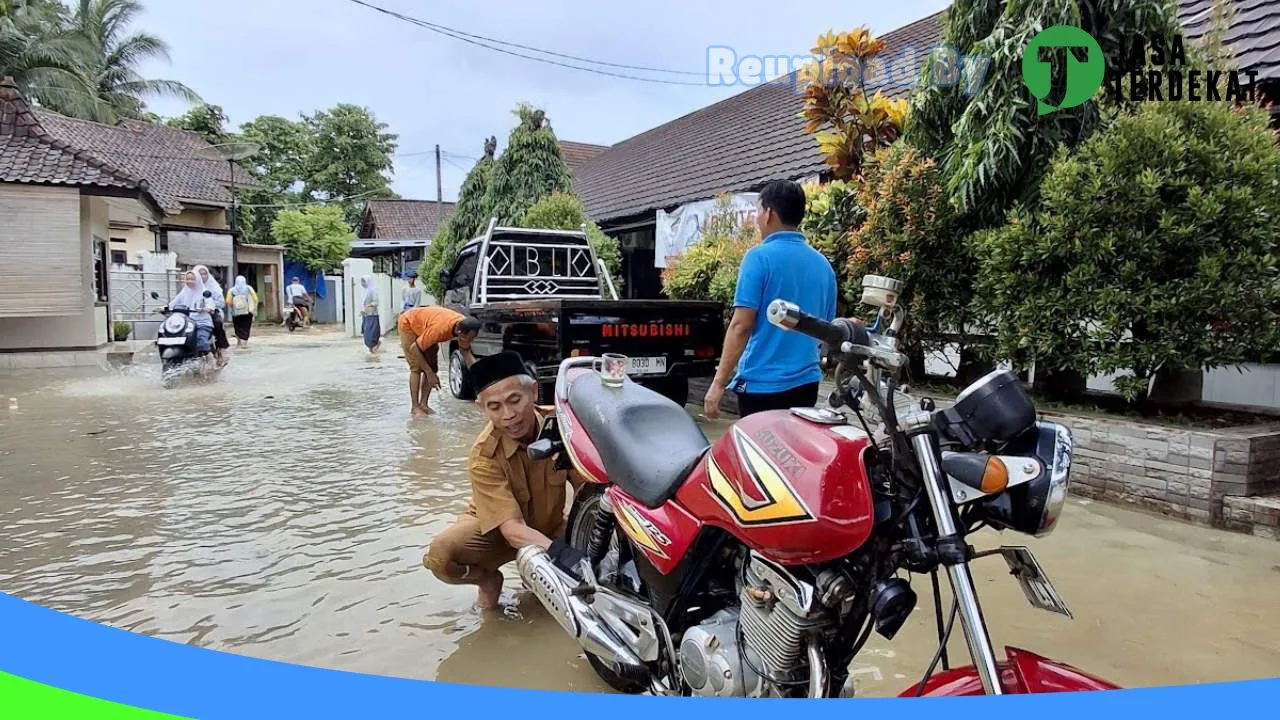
left=559, top=140, right=609, bottom=175
left=576, top=1, right=1280, bottom=224
left=33, top=107, right=258, bottom=216
left=573, top=12, right=944, bottom=223
left=1180, top=0, right=1280, bottom=80
left=359, top=199, right=456, bottom=239
left=0, top=77, right=161, bottom=211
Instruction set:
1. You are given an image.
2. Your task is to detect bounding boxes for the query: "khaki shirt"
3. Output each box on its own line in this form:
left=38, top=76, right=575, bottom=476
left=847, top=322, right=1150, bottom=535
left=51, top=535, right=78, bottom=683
left=465, top=411, right=586, bottom=536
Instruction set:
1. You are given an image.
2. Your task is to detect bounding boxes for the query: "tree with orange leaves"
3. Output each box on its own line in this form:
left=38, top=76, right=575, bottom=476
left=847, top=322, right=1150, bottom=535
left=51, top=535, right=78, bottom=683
left=798, top=27, right=909, bottom=181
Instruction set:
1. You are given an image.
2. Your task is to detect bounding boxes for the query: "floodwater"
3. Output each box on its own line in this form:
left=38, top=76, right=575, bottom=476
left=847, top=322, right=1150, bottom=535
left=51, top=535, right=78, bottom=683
left=1, top=329, right=1277, bottom=696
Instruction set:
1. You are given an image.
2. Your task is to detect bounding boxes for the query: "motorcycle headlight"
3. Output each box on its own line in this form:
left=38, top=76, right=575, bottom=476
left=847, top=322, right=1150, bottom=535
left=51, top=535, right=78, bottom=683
left=976, top=422, right=1073, bottom=538
left=163, top=315, right=187, bottom=334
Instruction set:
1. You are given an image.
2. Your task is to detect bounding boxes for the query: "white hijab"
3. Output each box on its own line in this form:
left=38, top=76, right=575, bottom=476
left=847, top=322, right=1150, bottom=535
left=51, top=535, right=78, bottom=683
left=360, top=275, right=378, bottom=308
left=193, top=265, right=224, bottom=308
left=170, top=272, right=207, bottom=311
left=232, top=275, right=250, bottom=294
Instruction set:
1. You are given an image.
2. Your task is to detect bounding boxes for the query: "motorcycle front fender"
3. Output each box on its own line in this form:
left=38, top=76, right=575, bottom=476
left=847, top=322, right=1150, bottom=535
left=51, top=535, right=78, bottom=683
left=897, top=647, right=1121, bottom=696
left=160, top=348, right=185, bottom=360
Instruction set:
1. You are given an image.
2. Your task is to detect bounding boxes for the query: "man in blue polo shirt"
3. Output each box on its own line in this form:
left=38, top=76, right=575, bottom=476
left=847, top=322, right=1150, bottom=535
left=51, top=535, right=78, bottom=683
left=704, top=179, right=837, bottom=419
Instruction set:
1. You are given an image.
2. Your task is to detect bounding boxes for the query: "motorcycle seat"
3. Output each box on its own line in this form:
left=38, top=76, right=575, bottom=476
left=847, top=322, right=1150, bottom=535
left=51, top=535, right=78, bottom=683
left=567, top=374, right=710, bottom=510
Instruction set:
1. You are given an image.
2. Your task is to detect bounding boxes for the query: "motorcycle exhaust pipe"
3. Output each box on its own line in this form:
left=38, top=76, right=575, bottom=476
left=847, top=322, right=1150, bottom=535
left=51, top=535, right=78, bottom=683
left=516, top=545, right=647, bottom=675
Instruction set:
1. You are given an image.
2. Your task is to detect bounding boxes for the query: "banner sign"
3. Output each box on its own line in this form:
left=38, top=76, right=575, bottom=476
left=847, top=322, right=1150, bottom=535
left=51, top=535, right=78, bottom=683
left=654, top=192, right=759, bottom=269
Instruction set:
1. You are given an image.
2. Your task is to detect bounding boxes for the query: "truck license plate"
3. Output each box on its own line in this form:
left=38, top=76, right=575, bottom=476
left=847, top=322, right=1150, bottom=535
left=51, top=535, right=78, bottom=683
left=1000, top=546, right=1073, bottom=619
left=627, top=357, right=666, bottom=376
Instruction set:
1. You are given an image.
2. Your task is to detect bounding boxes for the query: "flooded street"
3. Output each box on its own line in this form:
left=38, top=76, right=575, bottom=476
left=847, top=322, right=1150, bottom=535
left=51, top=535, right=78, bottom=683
left=1, top=330, right=1278, bottom=695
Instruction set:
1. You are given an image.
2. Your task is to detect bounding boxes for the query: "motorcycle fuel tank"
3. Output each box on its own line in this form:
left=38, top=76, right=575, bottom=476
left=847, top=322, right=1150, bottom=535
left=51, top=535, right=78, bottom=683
left=674, top=409, right=877, bottom=566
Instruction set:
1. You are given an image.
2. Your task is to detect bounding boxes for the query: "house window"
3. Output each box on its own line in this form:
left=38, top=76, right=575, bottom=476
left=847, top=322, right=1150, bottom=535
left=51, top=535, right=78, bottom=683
left=111, top=250, right=128, bottom=265
left=92, top=237, right=109, bottom=303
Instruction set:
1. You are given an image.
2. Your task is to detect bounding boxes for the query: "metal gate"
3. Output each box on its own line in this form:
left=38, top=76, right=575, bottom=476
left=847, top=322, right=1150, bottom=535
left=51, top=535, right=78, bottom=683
left=109, top=268, right=182, bottom=342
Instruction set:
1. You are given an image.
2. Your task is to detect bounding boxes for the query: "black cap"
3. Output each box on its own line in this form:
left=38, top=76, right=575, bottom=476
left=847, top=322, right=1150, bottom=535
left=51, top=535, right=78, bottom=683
left=468, top=351, right=533, bottom=395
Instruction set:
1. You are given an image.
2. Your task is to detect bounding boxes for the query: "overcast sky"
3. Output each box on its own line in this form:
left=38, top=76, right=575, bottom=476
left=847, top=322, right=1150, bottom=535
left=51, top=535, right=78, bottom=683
left=137, top=0, right=950, bottom=202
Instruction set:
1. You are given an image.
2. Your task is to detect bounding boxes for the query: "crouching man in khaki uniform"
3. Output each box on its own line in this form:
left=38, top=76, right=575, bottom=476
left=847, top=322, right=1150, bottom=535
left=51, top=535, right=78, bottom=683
left=424, top=351, right=589, bottom=609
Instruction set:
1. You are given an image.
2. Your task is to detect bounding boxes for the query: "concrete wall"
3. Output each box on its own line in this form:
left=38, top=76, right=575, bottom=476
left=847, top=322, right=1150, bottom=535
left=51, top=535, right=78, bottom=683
left=109, top=225, right=156, bottom=266
left=1048, top=410, right=1280, bottom=528
left=0, top=192, right=109, bottom=351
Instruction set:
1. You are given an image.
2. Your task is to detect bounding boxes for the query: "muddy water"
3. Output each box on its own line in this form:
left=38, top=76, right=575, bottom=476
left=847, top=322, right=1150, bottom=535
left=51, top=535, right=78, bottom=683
left=1, top=331, right=1277, bottom=695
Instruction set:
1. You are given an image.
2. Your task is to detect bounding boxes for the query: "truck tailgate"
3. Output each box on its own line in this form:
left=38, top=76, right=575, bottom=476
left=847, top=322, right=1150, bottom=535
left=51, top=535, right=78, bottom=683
left=561, top=300, right=724, bottom=374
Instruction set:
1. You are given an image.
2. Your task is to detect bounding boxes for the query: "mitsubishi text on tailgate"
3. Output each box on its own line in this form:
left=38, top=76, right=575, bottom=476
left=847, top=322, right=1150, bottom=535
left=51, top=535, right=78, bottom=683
left=436, top=219, right=725, bottom=405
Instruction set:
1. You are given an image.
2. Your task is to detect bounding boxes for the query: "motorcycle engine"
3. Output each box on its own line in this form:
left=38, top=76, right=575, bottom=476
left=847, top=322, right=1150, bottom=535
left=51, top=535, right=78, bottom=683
left=679, top=554, right=828, bottom=698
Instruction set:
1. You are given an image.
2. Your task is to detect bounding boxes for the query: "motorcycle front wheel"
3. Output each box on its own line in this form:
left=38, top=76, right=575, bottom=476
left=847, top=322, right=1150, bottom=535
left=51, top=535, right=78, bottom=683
left=565, top=484, right=652, bottom=695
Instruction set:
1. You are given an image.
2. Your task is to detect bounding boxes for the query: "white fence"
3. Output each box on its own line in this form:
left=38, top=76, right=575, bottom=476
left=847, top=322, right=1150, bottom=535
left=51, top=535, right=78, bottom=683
left=109, top=255, right=182, bottom=342
left=923, top=341, right=1280, bottom=412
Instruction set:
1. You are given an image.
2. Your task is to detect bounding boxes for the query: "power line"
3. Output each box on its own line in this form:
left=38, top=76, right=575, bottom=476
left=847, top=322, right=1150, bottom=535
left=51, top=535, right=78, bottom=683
left=342, top=0, right=706, bottom=87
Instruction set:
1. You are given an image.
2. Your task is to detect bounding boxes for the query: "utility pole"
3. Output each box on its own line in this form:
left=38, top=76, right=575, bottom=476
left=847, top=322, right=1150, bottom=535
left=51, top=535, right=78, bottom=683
left=435, top=144, right=443, bottom=207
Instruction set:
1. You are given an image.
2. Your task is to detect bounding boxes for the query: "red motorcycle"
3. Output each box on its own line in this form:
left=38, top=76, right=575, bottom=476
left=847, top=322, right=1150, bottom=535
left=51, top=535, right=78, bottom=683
left=517, top=275, right=1120, bottom=698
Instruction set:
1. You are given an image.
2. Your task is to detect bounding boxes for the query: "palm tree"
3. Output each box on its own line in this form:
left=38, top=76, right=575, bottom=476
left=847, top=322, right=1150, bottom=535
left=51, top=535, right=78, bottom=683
left=0, top=0, right=99, bottom=117
left=61, top=0, right=201, bottom=123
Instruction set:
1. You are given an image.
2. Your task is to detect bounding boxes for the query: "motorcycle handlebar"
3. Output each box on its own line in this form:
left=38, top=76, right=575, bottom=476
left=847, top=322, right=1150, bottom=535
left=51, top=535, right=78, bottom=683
left=767, top=300, right=869, bottom=354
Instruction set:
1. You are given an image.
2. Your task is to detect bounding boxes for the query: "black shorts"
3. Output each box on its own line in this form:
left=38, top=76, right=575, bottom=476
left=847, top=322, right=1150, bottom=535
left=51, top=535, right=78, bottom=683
left=735, top=382, right=821, bottom=418
left=291, top=297, right=308, bottom=308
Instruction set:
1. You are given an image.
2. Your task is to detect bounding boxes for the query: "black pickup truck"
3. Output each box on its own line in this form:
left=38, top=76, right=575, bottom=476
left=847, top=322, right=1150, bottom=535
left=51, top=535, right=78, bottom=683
left=436, top=220, right=725, bottom=406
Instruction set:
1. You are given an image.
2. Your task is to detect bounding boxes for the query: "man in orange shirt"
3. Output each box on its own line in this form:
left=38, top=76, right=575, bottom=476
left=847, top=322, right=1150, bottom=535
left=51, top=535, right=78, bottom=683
left=398, top=306, right=482, bottom=417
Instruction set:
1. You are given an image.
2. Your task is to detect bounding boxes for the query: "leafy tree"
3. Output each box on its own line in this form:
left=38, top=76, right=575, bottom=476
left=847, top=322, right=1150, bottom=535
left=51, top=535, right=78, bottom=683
left=0, top=1, right=89, bottom=116
left=972, top=100, right=1280, bottom=403
left=798, top=27, right=908, bottom=180
left=303, top=103, right=399, bottom=226
left=450, top=136, right=498, bottom=242
left=420, top=136, right=498, bottom=297
left=271, top=204, right=355, bottom=272
left=420, top=220, right=456, bottom=298
left=484, top=104, right=573, bottom=226
left=905, top=0, right=1181, bottom=227
left=60, top=0, right=201, bottom=123
left=166, top=102, right=229, bottom=144
left=520, top=191, right=623, bottom=295
left=236, top=114, right=314, bottom=244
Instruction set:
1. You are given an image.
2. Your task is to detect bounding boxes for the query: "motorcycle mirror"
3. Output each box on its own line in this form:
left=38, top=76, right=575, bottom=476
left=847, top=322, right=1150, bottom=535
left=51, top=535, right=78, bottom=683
left=150, top=291, right=160, bottom=300
left=202, top=290, right=212, bottom=298
left=528, top=438, right=562, bottom=461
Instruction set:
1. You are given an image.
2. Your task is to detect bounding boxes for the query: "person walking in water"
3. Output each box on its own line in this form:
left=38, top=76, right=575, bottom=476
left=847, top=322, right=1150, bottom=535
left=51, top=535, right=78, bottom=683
left=397, top=305, right=481, bottom=417
left=226, top=276, right=259, bottom=349
left=402, top=271, right=423, bottom=312
left=360, top=275, right=382, bottom=354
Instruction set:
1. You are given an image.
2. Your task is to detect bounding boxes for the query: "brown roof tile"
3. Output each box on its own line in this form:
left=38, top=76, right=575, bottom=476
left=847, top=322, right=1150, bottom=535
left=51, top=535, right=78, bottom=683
left=32, top=107, right=258, bottom=216
left=0, top=76, right=161, bottom=210
left=576, top=1, right=1278, bottom=224
left=559, top=140, right=609, bottom=175
left=360, top=199, right=456, bottom=238
left=573, top=12, right=944, bottom=223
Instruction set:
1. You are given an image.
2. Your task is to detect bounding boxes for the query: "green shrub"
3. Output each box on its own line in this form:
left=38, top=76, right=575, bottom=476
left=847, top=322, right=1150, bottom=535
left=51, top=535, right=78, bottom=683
left=420, top=220, right=458, bottom=298
left=844, top=143, right=967, bottom=357
left=660, top=195, right=759, bottom=317
left=973, top=100, right=1280, bottom=401
left=800, top=178, right=864, bottom=314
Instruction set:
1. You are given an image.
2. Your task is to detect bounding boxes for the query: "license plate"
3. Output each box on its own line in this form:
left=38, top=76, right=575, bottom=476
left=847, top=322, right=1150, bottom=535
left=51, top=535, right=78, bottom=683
left=627, top=356, right=666, bottom=376
left=1000, top=546, right=1073, bottom=619
left=156, top=337, right=186, bottom=346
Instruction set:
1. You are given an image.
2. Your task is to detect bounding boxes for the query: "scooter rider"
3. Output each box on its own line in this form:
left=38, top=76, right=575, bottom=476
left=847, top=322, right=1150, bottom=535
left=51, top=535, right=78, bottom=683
left=285, top=277, right=311, bottom=326
left=167, top=271, right=216, bottom=357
